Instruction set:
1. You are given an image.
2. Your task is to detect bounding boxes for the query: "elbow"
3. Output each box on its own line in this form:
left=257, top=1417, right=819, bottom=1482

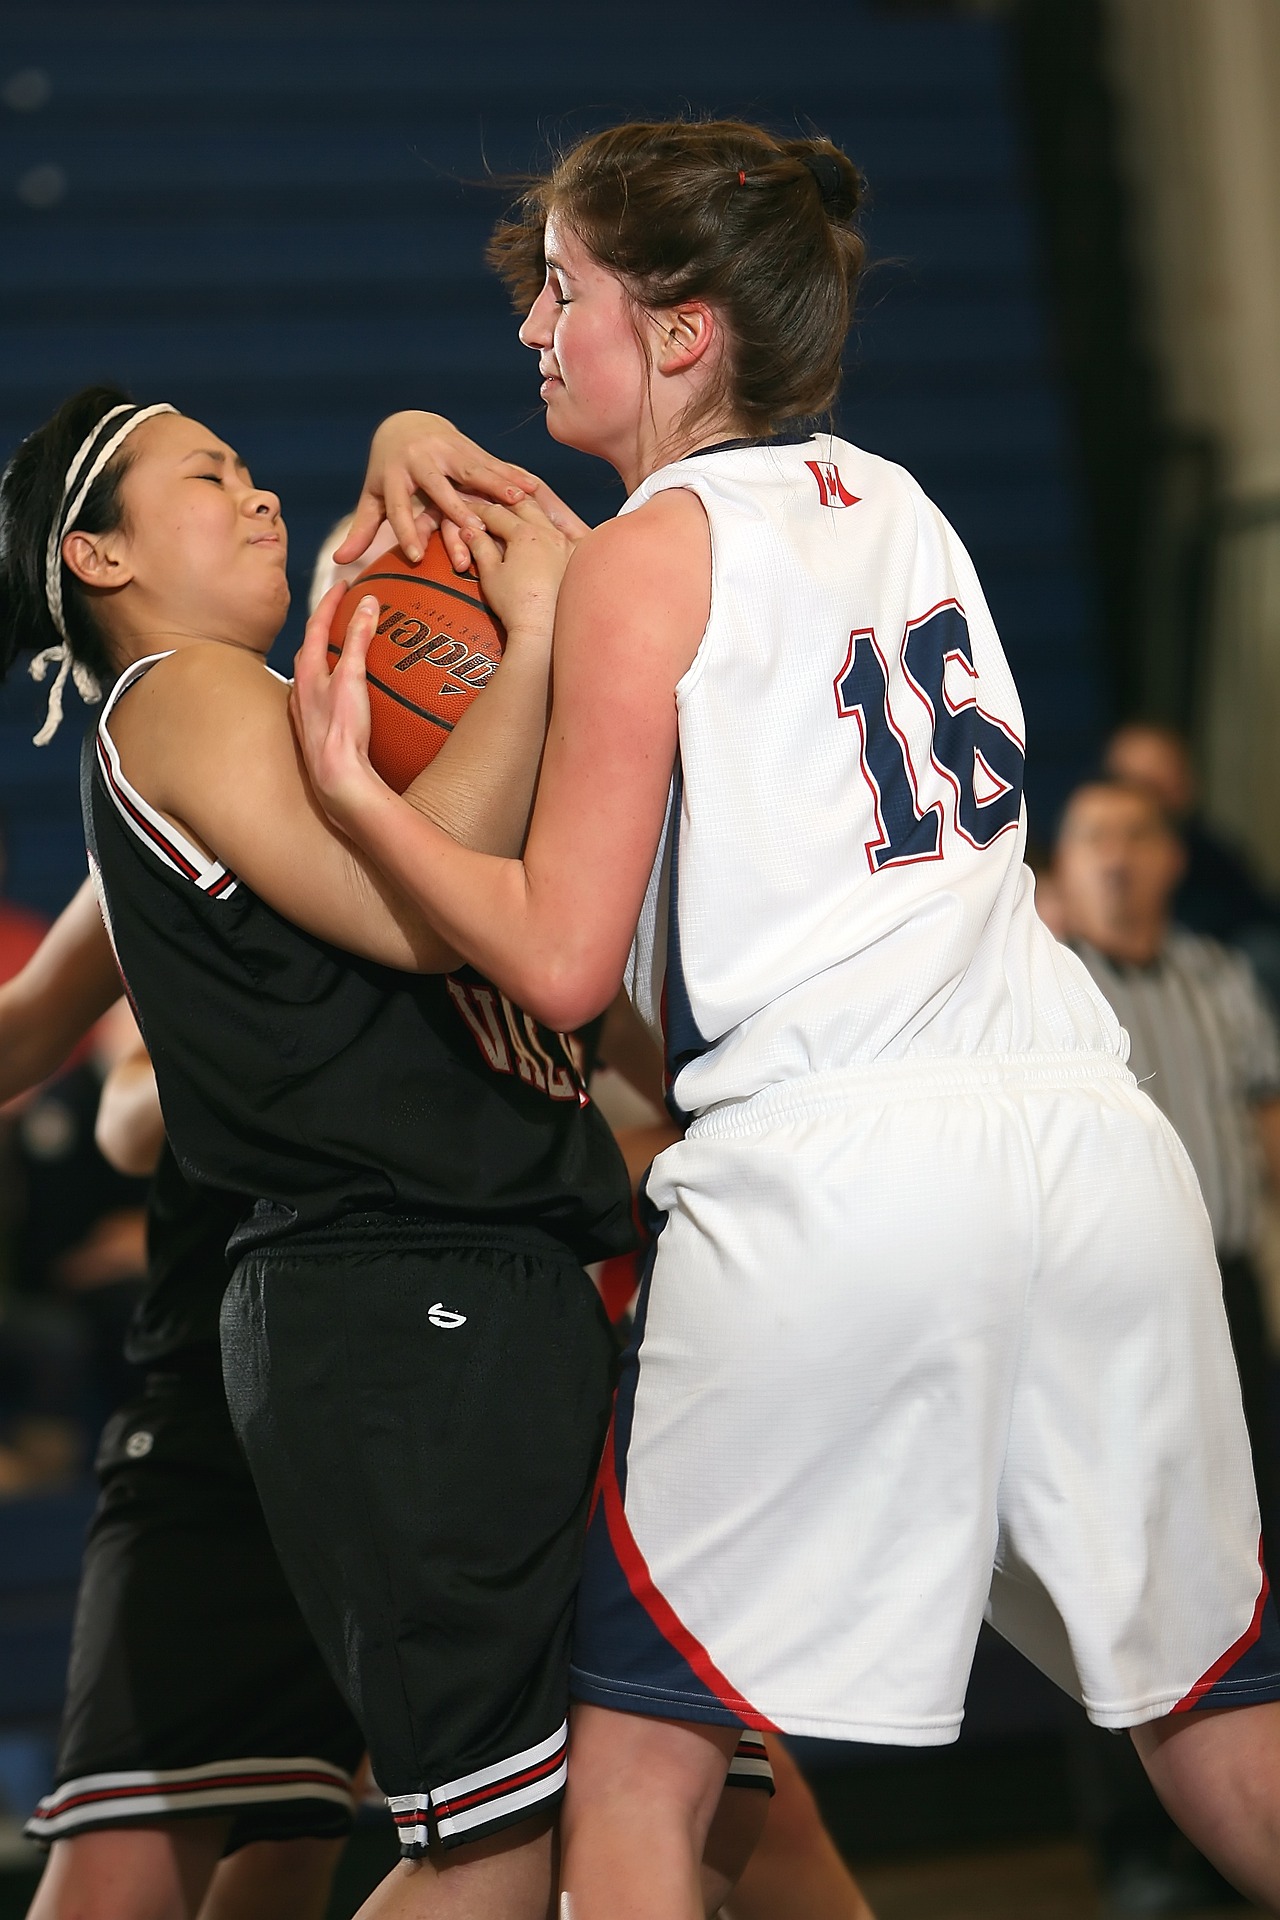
left=513, top=951, right=623, bottom=1034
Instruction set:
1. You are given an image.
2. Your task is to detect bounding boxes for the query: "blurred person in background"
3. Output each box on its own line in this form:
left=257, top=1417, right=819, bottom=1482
left=0, top=816, right=49, bottom=985
left=0, top=938, right=147, bottom=1495
left=1104, top=721, right=1280, bottom=1010
left=1055, top=774, right=1280, bottom=1914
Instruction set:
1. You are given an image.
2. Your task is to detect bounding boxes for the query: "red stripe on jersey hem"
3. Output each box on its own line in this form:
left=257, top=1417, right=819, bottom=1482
left=38, top=1767, right=349, bottom=1814
left=1173, top=1542, right=1270, bottom=1712
left=597, top=1413, right=779, bottom=1732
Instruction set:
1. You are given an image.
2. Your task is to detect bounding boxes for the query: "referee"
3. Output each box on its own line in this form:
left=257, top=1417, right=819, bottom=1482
left=1054, top=774, right=1280, bottom=1914
left=1055, top=774, right=1280, bottom=1551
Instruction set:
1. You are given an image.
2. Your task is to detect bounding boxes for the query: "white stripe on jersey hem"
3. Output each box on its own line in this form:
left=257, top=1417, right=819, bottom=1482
left=388, top=1720, right=568, bottom=1847
left=97, top=652, right=238, bottom=897
left=25, top=1755, right=354, bottom=1839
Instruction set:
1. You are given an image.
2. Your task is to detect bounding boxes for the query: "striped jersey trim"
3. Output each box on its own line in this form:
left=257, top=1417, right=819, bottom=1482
left=96, top=652, right=239, bottom=898
left=388, top=1719, right=567, bottom=1849
left=24, top=1755, right=354, bottom=1840
left=726, top=1729, right=775, bottom=1792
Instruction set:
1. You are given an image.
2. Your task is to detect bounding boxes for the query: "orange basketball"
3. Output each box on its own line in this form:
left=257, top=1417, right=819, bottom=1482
left=327, top=533, right=504, bottom=792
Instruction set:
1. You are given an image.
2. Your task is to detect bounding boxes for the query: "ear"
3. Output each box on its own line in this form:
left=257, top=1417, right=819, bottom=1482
left=62, top=526, right=134, bottom=593
left=654, top=302, right=719, bottom=377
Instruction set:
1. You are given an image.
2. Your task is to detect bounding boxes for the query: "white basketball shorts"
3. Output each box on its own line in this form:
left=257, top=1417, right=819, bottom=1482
left=569, top=1053, right=1280, bottom=1742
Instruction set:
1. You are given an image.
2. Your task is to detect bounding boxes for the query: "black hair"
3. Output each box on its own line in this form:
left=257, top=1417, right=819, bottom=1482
left=0, top=384, right=139, bottom=690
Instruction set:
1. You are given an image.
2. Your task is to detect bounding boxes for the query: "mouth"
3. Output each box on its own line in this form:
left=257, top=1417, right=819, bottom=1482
left=539, top=363, right=563, bottom=397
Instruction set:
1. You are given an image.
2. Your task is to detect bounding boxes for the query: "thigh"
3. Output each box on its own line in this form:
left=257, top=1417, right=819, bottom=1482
left=573, top=1092, right=1037, bottom=1742
left=27, top=1818, right=229, bottom=1920
left=222, top=1226, right=618, bottom=1854
left=27, top=1361, right=361, bottom=1850
left=991, top=1080, right=1273, bottom=1722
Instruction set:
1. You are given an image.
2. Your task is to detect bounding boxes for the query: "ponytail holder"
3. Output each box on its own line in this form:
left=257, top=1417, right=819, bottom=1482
left=737, top=169, right=746, bottom=186
left=800, top=149, right=852, bottom=215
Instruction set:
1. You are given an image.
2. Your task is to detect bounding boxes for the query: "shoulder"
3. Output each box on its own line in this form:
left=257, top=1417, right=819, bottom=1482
left=561, top=494, right=710, bottom=618
left=113, top=643, right=286, bottom=732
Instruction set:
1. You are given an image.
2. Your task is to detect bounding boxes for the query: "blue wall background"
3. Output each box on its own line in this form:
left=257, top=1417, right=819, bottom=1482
left=1, top=0, right=1105, bottom=916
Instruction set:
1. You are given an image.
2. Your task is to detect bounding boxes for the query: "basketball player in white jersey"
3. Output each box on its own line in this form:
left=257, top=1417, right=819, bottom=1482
left=293, top=116, right=1280, bottom=1919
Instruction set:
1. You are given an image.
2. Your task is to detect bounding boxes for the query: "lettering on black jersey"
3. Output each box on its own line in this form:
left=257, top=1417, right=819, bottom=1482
left=446, top=978, right=586, bottom=1104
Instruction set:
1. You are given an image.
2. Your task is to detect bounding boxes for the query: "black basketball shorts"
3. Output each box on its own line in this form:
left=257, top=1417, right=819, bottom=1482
left=220, top=1218, right=619, bottom=1856
left=24, top=1348, right=364, bottom=1851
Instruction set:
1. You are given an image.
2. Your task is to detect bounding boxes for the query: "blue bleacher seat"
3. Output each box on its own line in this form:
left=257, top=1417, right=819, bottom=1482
left=0, top=0, right=1104, bottom=914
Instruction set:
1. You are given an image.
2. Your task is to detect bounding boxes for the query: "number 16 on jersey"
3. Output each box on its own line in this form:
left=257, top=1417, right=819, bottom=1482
left=834, top=599, right=1026, bottom=873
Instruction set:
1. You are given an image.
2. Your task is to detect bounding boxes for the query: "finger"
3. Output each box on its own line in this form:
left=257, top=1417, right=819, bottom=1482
left=525, top=477, right=593, bottom=541
left=464, top=497, right=530, bottom=541
left=334, top=492, right=384, bottom=564
left=382, top=471, right=427, bottom=564
left=333, top=593, right=379, bottom=681
left=296, top=582, right=346, bottom=687
left=440, top=519, right=475, bottom=573
left=461, top=525, right=504, bottom=582
left=408, top=465, right=487, bottom=538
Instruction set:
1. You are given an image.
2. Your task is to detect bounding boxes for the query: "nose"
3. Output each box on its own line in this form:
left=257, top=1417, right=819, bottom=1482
left=519, top=284, right=555, bottom=351
left=247, top=488, right=281, bottom=519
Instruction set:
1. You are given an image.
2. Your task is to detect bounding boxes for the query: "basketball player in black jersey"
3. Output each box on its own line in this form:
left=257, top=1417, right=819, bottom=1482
left=0, top=893, right=794, bottom=1920
left=0, top=387, right=637, bottom=1920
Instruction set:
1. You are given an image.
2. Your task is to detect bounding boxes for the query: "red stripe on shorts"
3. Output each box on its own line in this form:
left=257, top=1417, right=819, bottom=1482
left=597, top=1410, right=779, bottom=1732
left=1173, top=1540, right=1270, bottom=1711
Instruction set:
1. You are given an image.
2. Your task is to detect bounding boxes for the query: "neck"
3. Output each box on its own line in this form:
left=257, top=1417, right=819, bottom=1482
left=1081, top=915, right=1168, bottom=967
left=621, top=411, right=753, bottom=493
left=106, top=625, right=271, bottom=677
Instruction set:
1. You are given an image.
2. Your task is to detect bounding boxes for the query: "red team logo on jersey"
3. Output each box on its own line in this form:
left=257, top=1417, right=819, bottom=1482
left=805, top=460, right=860, bottom=508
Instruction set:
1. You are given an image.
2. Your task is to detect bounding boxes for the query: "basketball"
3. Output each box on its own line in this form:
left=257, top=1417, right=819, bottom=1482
left=327, top=532, right=505, bottom=792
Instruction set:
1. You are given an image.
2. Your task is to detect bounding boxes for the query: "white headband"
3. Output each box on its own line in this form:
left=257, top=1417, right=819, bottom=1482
left=32, top=400, right=176, bottom=745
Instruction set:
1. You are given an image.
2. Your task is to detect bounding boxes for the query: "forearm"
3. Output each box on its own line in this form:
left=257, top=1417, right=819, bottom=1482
left=96, top=1056, right=165, bottom=1177
left=403, top=629, right=551, bottom=855
left=336, top=792, right=604, bottom=1023
left=0, top=881, right=121, bottom=1104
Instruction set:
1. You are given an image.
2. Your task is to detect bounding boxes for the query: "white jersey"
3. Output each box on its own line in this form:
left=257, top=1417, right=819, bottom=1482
left=623, top=434, right=1122, bottom=1117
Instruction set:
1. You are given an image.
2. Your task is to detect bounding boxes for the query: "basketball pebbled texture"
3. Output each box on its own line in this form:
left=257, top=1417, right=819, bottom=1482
left=327, top=533, right=505, bottom=792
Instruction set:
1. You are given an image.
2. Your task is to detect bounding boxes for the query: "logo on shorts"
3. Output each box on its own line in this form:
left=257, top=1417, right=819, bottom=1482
left=428, top=1303, right=467, bottom=1330
left=125, top=1430, right=154, bottom=1458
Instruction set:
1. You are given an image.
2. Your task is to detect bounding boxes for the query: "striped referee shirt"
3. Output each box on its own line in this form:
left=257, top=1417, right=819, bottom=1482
left=1074, top=928, right=1280, bottom=1257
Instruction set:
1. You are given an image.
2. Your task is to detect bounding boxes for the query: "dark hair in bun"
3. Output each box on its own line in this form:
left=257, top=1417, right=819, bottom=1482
left=489, top=119, right=865, bottom=436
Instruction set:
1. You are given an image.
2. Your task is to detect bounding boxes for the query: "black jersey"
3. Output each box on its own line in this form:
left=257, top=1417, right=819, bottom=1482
left=124, top=1145, right=244, bottom=1365
left=84, top=659, right=634, bottom=1265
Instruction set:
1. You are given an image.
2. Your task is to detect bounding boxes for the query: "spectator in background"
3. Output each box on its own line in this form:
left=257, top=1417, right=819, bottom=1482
left=0, top=998, right=150, bottom=1492
left=1055, top=775, right=1280, bottom=1915
left=1104, top=721, right=1280, bottom=1009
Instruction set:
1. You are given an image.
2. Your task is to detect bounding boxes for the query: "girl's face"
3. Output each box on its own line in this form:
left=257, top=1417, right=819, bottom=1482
left=519, top=217, right=658, bottom=480
left=71, top=412, right=289, bottom=658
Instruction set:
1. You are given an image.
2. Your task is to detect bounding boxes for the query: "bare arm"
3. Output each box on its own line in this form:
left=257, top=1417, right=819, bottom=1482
left=109, top=563, right=562, bottom=972
left=95, top=1037, right=165, bottom=1178
left=292, top=491, right=711, bottom=1026
left=0, top=879, right=121, bottom=1105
